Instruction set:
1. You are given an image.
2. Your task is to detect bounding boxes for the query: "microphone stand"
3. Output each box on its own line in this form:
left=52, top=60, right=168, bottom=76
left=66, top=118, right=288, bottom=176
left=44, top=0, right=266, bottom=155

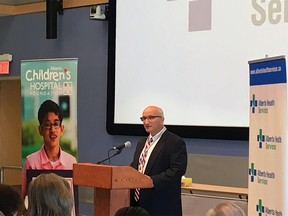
left=96, top=149, right=122, bottom=164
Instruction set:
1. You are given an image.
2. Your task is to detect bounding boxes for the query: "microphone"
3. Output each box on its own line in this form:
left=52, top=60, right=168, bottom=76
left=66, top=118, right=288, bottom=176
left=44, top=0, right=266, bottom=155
left=110, top=141, right=131, bottom=150
left=97, top=141, right=131, bottom=164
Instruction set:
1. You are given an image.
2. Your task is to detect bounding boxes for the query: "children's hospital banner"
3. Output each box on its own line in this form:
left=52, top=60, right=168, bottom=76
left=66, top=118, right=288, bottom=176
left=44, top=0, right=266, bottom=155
left=21, top=58, right=78, bottom=165
left=249, top=56, right=286, bottom=216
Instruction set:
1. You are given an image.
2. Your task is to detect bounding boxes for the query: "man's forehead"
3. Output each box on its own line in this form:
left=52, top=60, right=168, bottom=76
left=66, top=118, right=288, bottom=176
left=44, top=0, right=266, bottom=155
left=43, top=113, right=60, bottom=119
left=143, top=106, right=161, bottom=113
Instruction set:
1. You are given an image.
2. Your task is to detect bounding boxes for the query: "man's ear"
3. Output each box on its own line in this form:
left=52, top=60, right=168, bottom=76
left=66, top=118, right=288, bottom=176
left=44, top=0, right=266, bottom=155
left=38, top=125, right=43, bottom=136
left=60, top=124, right=64, bottom=134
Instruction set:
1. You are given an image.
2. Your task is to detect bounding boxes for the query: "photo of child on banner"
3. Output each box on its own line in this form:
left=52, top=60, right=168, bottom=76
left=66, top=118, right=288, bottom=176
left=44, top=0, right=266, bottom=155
left=20, top=59, right=78, bottom=198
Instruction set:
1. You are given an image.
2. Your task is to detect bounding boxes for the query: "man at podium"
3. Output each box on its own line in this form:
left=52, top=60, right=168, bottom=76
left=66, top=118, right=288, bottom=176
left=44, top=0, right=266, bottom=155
left=130, top=106, right=187, bottom=216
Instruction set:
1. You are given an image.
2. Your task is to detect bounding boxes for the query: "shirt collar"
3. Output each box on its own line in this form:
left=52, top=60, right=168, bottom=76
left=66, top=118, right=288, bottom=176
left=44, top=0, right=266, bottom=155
left=150, top=126, right=166, bottom=142
left=39, top=145, right=65, bottom=166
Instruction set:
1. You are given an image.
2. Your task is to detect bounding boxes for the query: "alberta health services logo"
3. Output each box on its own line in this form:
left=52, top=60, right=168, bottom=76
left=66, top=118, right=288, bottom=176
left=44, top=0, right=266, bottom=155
left=256, top=129, right=282, bottom=150
left=250, top=94, right=275, bottom=114
left=248, top=162, right=275, bottom=185
left=256, top=199, right=282, bottom=216
left=249, top=167, right=281, bottom=215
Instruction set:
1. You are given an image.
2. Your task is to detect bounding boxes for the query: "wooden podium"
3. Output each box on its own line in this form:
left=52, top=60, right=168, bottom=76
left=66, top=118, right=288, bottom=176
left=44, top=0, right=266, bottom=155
left=73, top=163, right=153, bottom=216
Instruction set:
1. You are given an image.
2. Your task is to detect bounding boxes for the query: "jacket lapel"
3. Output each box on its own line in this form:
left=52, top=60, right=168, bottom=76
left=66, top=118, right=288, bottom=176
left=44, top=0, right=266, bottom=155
left=144, top=130, right=168, bottom=174
left=134, top=138, right=146, bottom=168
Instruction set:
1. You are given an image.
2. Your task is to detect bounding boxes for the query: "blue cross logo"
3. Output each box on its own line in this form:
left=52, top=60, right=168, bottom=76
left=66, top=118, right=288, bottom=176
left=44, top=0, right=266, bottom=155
left=250, top=94, right=258, bottom=113
left=257, top=129, right=265, bottom=149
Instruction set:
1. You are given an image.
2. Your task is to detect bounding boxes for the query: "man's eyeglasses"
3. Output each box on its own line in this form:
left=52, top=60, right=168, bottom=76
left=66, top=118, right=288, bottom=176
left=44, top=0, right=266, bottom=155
left=140, top=115, right=162, bottom=121
left=41, top=121, right=61, bottom=129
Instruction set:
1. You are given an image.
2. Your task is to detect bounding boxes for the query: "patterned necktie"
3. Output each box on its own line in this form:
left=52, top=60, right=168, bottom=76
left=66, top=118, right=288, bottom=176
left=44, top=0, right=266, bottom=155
left=134, top=137, right=153, bottom=202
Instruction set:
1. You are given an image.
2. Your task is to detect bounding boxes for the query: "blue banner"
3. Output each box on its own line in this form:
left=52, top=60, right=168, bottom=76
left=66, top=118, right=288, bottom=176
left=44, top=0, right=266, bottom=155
left=249, top=57, right=286, bottom=86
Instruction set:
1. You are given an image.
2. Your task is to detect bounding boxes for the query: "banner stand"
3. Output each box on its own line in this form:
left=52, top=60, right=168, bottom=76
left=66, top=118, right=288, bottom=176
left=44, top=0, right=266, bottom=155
left=248, top=55, right=287, bottom=215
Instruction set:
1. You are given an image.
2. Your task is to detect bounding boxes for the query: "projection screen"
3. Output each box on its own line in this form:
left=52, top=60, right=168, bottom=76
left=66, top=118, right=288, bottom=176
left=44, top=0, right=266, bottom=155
left=107, top=0, right=288, bottom=140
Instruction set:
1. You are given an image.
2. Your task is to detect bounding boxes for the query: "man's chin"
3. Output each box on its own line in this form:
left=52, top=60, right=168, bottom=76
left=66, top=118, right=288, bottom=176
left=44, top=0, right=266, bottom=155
left=46, top=141, right=59, bottom=146
left=145, top=128, right=151, bottom=134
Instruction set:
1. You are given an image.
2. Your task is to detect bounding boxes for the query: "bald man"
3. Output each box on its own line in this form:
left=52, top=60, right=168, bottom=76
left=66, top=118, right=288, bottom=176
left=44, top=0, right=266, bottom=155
left=130, top=106, right=187, bottom=216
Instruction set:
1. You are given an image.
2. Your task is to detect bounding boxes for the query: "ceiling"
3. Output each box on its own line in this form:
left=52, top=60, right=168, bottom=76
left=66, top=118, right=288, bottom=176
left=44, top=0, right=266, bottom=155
left=0, top=0, right=106, bottom=16
left=0, top=0, right=43, bottom=5
left=0, top=0, right=45, bottom=16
